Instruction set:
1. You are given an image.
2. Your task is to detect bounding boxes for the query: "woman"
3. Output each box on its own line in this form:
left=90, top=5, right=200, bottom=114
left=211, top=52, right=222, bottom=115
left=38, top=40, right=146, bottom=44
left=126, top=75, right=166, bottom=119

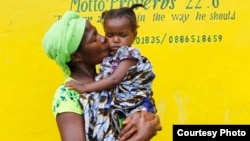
left=43, top=11, right=161, bottom=141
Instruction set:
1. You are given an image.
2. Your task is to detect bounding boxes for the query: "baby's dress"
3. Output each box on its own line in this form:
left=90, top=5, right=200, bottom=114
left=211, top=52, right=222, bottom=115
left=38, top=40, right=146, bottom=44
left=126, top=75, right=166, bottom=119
left=100, top=46, right=156, bottom=115
left=79, top=46, right=157, bottom=139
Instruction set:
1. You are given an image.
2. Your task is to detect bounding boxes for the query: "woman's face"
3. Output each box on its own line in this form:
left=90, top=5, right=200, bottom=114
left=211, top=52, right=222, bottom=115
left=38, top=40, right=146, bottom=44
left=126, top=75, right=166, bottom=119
left=78, top=21, right=109, bottom=65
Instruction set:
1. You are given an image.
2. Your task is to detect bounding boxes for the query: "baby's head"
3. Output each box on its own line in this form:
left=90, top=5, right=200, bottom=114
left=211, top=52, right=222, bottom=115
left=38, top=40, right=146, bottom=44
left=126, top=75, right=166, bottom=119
left=101, top=4, right=144, bottom=53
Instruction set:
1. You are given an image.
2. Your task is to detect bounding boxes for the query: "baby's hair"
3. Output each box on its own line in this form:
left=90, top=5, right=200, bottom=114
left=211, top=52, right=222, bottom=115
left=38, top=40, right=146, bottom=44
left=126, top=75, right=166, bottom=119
left=101, top=4, right=145, bottom=32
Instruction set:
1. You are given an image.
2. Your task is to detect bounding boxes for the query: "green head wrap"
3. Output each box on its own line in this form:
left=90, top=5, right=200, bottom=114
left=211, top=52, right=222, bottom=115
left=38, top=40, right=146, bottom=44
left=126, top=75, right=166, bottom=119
left=42, top=11, right=86, bottom=76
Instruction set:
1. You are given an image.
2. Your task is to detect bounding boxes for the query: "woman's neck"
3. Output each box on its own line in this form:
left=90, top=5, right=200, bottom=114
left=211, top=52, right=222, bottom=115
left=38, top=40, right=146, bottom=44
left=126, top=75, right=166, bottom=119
left=70, top=65, right=97, bottom=84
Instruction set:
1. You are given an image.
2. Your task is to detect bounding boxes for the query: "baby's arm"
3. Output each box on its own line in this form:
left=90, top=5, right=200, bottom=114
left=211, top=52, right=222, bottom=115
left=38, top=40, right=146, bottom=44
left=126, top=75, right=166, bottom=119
left=66, top=58, right=137, bottom=93
left=85, top=58, right=137, bottom=92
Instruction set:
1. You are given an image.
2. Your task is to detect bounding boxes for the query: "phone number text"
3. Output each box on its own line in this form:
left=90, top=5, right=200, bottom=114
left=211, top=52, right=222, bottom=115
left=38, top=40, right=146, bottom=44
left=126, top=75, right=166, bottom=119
left=134, top=34, right=223, bottom=44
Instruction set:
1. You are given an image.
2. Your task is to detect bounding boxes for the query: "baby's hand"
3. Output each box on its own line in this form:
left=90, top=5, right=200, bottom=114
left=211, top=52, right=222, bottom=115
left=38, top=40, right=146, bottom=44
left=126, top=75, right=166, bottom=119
left=64, top=80, right=85, bottom=93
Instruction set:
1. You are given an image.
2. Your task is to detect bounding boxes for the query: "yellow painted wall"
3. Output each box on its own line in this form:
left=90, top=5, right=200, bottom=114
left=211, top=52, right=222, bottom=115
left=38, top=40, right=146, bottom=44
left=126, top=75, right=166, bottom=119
left=1, top=0, right=250, bottom=140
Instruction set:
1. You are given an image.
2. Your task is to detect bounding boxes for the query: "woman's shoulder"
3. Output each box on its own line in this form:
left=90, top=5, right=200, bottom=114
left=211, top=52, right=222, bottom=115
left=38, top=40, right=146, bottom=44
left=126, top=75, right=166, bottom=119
left=52, top=84, right=82, bottom=118
left=53, top=84, right=80, bottom=104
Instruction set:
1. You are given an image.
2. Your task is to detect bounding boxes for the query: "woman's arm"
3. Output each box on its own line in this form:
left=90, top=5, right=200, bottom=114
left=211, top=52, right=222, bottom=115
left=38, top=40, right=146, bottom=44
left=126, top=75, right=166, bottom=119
left=56, top=112, right=86, bottom=141
left=118, top=110, right=162, bottom=141
left=65, top=58, right=137, bottom=93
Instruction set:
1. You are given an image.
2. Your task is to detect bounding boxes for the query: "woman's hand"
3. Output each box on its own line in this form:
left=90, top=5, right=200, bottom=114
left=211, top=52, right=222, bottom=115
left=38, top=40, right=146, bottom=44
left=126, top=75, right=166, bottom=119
left=118, top=110, right=162, bottom=141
